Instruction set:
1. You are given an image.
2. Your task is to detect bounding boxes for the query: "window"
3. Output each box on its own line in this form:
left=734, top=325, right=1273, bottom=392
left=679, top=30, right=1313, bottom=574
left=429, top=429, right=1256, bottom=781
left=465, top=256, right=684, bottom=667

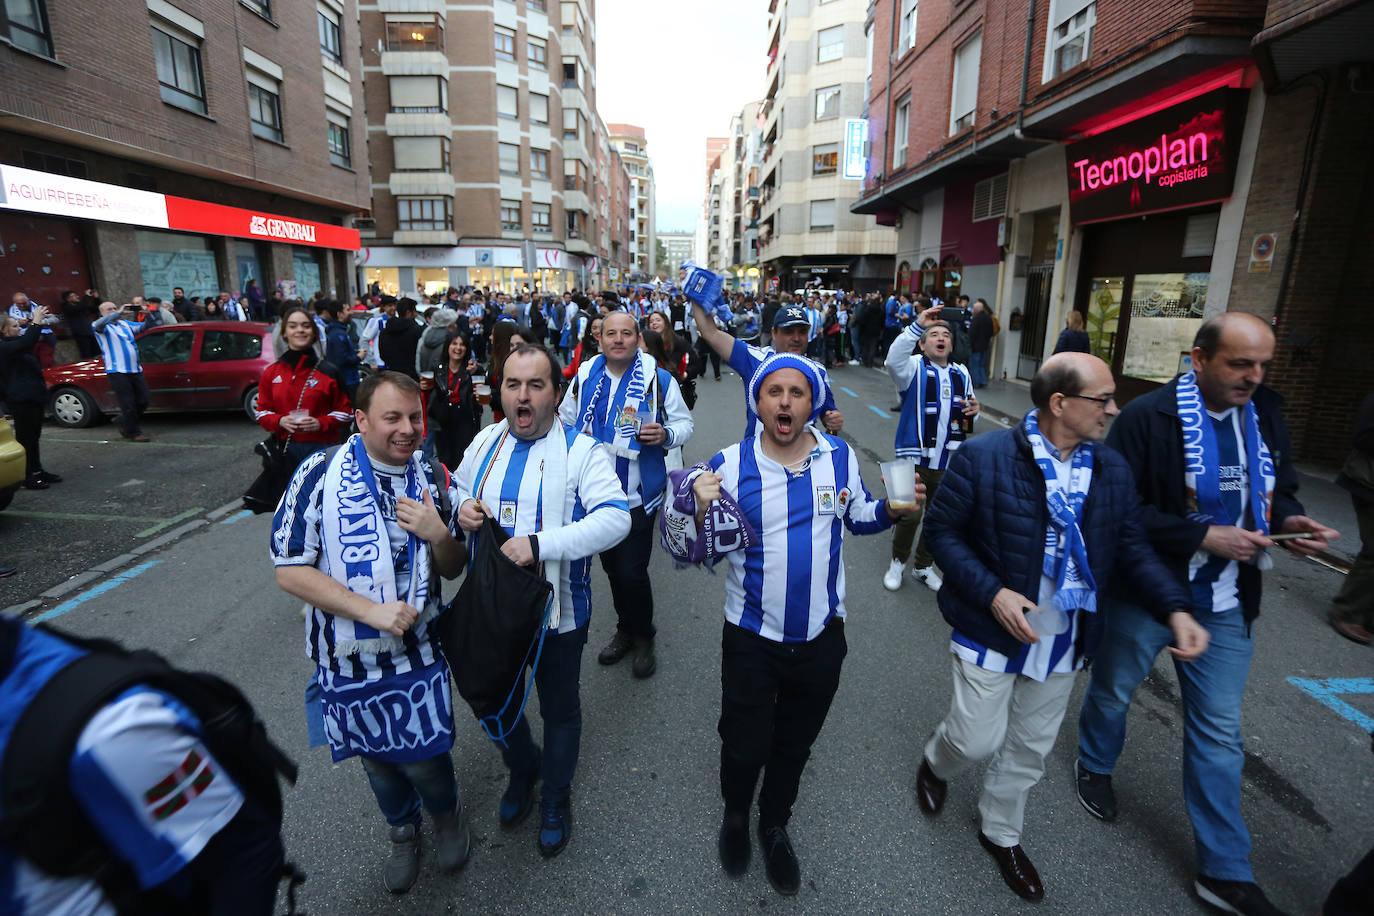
left=892, top=96, right=910, bottom=168
left=499, top=142, right=521, bottom=175
left=532, top=203, right=551, bottom=234
left=950, top=32, right=981, bottom=134
left=1045, top=0, right=1095, bottom=80
left=317, top=7, right=342, bottom=62
left=501, top=199, right=522, bottom=231
left=241, top=0, right=272, bottom=19
left=497, top=84, right=519, bottom=119
left=392, top=136, right=450, bottom=171
left=389, top=76, right=447, bottom=113
left=201, top=330, right=263, bottom=362
left=2, top=0, right=52, bottom=56
left=816, top=25, right=843, bottom=63
left=815, top=85, right=841, bottom=121
left=327, top=116, right=350, bottom=167
left=562, top=58, right=579, bottom=88
left=247, top=78, right=283, bottom=143
left=528, top=0, right=546, bottom=10
left=528, top=36, right=547, bottom=69
left=530, top=93, right=549, bottom=125
left=495, top=26, right=516, bottom=61
left=21, top=150, right=86, bottom=178
left=562, top=107, right=580, bottom=140
left=152, top=26, right=207, bottom=115
left=531, top=148, right=549, bottom=179
left=899, top=1, right=918, bottom=54
left=397, top=197, right=451, bottom=231
left=971, top=172, right=1009, bottom=221
left=385, top=15, right=443, bottom=51
left=812, top=143, right=838, bottom=176
left=809, top=199, right=835, bottom=231
left=564, top=160, right=586, bottom=191
left=138, top=329, right=194, bottom=365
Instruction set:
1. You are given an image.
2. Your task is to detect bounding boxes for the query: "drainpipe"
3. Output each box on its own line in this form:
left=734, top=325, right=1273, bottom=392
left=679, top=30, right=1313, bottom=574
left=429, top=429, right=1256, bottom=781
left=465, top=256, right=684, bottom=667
left=1015, top=0, right=1055, bottom=143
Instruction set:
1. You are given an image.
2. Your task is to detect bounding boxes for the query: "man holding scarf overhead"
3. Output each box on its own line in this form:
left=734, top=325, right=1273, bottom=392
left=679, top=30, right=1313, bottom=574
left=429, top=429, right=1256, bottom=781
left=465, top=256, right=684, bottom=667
left=917, top=352, right=1209, bottom=904
left=560, top=310, right=693, bottom=679
left=1075, top=313, right=1338, bottom=916
left=272, top=371, right=470, bottom=896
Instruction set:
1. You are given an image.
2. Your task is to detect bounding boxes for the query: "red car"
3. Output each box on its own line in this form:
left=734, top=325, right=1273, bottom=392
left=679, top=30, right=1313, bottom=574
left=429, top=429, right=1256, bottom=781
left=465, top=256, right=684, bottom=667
left=44, top=321, right=276, bottom=428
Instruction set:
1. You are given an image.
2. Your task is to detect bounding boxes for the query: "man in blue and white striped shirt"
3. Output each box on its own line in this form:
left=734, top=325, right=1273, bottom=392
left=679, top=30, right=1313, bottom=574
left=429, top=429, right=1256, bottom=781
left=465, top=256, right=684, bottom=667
left=688, top=353, right=920, bottom=896
left=91, top=301, right=152, bottom=442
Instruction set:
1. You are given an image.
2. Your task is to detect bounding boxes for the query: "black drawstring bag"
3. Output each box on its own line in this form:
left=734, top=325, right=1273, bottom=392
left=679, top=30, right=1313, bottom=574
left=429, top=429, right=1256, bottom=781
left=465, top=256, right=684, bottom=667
left=438, top=514, right=554, bottom=740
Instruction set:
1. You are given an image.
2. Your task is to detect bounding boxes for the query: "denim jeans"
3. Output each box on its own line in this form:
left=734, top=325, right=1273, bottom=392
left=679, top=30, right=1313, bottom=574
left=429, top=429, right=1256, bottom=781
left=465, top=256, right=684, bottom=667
left=1077, top=597, right=1255, bottom=882
left=359, top=752, right=459, bottom=827
left=969, top=350, right=988, bottom=387
left=496, top=624, right=588, bottom=805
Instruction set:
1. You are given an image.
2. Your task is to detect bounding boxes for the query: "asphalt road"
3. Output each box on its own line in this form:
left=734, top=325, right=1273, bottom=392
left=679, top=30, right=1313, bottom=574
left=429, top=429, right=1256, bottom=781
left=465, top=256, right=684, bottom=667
left=4, top=359, right=1371, bottom=915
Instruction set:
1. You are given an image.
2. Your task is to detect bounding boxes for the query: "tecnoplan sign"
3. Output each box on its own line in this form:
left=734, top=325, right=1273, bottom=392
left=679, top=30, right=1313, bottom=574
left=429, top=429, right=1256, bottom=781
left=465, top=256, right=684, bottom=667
left=842, top=119, right=868, bottom=180
left=0, top=164, right=360, bottom=250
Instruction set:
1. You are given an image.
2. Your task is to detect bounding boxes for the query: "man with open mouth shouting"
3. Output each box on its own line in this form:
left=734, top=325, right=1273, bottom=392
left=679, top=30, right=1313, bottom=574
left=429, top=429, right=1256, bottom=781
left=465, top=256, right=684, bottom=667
left=666, top=353, right=922, bottom=897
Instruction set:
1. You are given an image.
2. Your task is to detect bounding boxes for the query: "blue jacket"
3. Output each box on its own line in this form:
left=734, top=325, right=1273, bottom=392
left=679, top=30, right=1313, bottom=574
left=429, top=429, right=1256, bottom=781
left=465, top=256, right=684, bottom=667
left=323, top=320, right=361, bottom=387
left=923, top=422, right=1191, bottom=660
left=1103, top=378, right=1303, bottom=621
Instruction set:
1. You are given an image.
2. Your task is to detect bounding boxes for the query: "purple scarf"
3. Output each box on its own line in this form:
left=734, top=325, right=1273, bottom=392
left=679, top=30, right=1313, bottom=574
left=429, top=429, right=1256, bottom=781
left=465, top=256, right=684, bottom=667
left=659, top=464, right=757, bottom=567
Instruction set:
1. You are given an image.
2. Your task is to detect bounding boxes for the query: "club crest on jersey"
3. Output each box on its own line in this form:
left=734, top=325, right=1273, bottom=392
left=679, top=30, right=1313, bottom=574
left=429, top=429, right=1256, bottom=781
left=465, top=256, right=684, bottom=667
left=499, top=500, right=517, bottom=528
left=816, top=486, right=836, bottom=516
left=837, top=488, right=850, bottom=512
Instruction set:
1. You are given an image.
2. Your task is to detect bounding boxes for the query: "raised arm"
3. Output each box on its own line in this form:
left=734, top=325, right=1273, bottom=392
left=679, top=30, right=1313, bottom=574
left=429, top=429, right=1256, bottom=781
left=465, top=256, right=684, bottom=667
left=690, top=300, right=735, bottom=363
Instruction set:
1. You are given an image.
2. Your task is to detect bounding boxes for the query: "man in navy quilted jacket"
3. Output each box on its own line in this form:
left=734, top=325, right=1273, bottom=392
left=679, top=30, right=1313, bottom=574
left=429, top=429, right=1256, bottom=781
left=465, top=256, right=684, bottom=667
left=916, top=351, right=1209, bottom=904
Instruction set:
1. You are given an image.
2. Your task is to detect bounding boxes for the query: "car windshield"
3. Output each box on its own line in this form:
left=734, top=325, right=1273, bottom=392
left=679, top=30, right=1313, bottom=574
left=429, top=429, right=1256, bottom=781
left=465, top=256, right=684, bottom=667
left=137, top=329, right=194, bottom=365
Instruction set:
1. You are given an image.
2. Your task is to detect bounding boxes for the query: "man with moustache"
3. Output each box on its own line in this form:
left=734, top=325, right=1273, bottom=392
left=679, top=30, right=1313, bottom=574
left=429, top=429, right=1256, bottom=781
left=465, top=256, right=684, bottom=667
left=454, top=345, right=631, bottom=858
left=1075, top=313, right=1339, bottom=916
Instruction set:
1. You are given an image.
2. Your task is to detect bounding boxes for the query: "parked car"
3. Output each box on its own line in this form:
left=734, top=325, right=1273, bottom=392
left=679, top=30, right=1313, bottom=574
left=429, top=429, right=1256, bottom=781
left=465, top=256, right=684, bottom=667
left=43, top=321, right=276, bottom=429
left=0, top=415, right=25, bottom=510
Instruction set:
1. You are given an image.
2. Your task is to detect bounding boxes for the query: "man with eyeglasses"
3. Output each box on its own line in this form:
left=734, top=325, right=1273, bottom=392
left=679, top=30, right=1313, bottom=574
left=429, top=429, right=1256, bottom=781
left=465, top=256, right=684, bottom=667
left=914, top=351, right=1208, bottom=904
left=1074, top=313, right=1338, bottom=916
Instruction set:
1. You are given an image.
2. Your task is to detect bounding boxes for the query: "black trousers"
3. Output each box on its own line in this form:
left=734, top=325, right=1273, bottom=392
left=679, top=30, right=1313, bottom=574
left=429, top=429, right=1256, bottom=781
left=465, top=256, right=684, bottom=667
left=73, top=333, right=99, bottom=360
left=695, top=336, right=721, bottom=379
left=9, top=400, right=43, bottom=476
left=598, top=505, right=657, bottom=640
left=718, top=619, right=847, bottom=829
left=108, top=372, right=149, bottom=436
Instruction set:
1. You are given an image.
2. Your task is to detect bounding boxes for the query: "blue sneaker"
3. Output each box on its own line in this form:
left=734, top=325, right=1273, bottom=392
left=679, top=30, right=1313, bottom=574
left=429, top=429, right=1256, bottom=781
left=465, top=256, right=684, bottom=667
left=498, top=756, right=540, bottom=829
left=537, top=796, right=571, bottom=858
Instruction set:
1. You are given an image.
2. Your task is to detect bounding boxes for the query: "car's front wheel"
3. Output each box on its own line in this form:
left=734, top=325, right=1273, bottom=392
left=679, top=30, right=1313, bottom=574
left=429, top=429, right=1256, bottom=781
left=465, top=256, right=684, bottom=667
left=49, top=387, right=99, bottom=428
left=241, top=384, right=259, bottom=421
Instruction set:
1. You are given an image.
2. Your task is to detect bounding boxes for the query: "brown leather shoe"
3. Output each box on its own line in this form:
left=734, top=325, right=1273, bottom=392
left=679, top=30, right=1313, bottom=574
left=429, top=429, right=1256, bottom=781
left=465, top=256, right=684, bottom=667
left=916, top=757, right=947, bottom=815
left=1328, top=613, right=1372, bottom=646
left=979, top=832, right=1045, bottom=902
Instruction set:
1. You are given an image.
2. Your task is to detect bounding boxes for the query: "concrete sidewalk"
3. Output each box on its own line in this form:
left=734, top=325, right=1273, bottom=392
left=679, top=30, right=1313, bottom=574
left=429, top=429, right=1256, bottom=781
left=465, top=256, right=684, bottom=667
left=971, top=377, right=1359, bottom=567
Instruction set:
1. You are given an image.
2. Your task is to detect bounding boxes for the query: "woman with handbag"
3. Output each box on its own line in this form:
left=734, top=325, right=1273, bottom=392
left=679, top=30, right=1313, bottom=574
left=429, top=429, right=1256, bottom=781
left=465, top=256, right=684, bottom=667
left=255, top=306, right=353, bottom=473
left=427, top=330, right=484, bottom=472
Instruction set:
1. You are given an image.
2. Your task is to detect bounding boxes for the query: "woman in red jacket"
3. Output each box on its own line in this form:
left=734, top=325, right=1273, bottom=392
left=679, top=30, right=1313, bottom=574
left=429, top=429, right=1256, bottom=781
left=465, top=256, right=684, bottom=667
left=256, top=306, right=352, bottom=471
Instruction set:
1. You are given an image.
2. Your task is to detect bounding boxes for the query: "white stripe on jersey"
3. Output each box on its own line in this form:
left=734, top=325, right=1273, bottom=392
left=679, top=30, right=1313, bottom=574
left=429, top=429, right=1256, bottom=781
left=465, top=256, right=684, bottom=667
left=710, top=430, right=889, bottom=643
left=95, top=320, right=143, bottom=374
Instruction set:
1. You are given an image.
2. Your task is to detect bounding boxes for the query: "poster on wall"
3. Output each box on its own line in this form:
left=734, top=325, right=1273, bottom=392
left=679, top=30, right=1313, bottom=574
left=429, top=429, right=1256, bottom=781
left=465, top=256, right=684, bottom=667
left=237, top=256, right=261, bottom=296
left=139, top=250, right=219, bottom=301
left=294, top=257, right=322, bottom=298
left=1121, top=272, right=1209, bottom=382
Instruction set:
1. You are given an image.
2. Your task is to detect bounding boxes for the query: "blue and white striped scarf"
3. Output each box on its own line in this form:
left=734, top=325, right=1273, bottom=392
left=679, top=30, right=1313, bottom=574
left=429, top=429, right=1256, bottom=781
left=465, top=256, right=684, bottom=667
left=1024, top=409, right=1097, bottom=614
left=577, top=351, right=650, bottom=457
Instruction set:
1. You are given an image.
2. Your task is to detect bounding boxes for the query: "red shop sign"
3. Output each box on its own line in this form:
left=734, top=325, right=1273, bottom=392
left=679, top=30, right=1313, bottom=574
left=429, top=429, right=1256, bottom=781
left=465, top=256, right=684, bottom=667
left=1066, top=89, right=1247, bottom=224
left=164, top=196, right=360, bottom=250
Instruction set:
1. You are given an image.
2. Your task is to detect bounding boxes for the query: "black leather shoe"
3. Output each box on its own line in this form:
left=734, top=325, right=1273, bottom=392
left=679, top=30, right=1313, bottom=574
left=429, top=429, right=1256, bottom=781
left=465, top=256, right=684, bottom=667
left=916, top=757, right=947, bottom=815
left=978, top=832, right=1044, bottom=902
left=37, top=470, right=62, bottom=484
left=597, top=629, right=633, bottom=666
left=1074, top=759, right=1117, bottom=821
left=383, top=823, right=420, bottom=894
left=631, top=638, right=656, bottom=679
left=718, top=812, right=750, bottom=876
left=757, top=823, right=800, bottom=896
left=21, top=474, right=48, bottom=490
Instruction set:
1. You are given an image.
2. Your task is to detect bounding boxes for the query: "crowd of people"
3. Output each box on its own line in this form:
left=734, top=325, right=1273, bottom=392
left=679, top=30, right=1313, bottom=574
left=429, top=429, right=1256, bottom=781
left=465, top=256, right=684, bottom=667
left=1, top=276, right=1370, bottom=916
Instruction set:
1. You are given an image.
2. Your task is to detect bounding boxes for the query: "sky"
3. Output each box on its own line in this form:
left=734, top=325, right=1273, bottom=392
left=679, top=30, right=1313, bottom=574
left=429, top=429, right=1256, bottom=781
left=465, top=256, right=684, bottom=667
left=594, top=0, right=770, bottom=233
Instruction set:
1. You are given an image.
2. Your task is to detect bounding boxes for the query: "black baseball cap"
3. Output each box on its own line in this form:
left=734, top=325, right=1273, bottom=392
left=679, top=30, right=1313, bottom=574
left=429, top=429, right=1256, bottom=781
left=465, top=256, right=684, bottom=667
left=773, top=306, right=809, bottom=330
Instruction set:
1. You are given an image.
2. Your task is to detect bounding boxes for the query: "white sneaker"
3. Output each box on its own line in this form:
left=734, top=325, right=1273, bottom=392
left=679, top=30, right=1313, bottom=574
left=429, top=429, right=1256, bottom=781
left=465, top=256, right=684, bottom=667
left=912, top=566, right=943, bottom=592
left=848, top=359, right=860, bottom=366
left=882, top=559, right=904, bottom=591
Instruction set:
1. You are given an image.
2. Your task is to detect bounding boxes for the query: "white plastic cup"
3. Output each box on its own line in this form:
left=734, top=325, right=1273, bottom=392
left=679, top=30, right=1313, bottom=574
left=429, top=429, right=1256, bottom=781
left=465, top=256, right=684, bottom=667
left=880, top=460, right=918, bottom=510
left=288, top=409, right=309, bottom=421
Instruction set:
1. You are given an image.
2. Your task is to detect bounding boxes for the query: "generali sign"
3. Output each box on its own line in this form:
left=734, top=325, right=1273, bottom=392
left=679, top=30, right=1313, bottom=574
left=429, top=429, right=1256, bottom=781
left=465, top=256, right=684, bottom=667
left=0, top=164, right=359, bottom=250
left=1066, top=89, right=1247, bottom=224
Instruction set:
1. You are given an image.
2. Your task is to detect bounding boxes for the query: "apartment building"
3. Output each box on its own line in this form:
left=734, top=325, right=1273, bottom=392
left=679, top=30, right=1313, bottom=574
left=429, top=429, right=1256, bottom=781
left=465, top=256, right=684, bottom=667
left=758, top=0, right=896, bottom=294
left=658, top=231, right=695, bottom=275
left=697, top=137, right=728, bottom=266
left=715, top=103, right=764, bottom=292
left=856, top=0, right=1372, bottom=460
left=0, top=0, right=366, bottom=307
left=607, top=123, right=656, bottom=278
left=359, top=0, right=625, bottom=295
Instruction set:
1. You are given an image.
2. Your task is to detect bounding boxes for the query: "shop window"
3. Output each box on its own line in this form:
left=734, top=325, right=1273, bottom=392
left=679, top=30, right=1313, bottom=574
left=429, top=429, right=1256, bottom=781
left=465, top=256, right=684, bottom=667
left=530, top=93, right=549, bottom=125
left=393, top=136, right=450, bottom=171
left=2, top=0, right=52, bottom=56
left=893, top=96, right=910, bottom=168
left=1086, top=276, right=1122, bottom=364
left=317, top=6, right=342, bottom=63
left=950, top=32, right=981, bottom=134
left=501, top=199, right=522, bottom=232
left=389, top=76, right=447, bottom=113
left=815, top=85, right=840, bottom=121
left=531, top=148, right=550, bottom=179
left=809, top=199, right=835, bottom=231
left=971, top=173, right=1008, bottom=221
left=812, top=143, right=838, bottom=176
left=1121, top=273, right=1209, bottom=382
left=529, top=36, right=547, bottom=69
left=151, top=22, right=207, bottom=115
left=532, top=203, right=551, bottom=234
left=498, top=84, right=519, bottom=120
left=817, top=25, right=843, bottom=63
left=495, top=26, right=516, bottom=61
left=896, top=260, right=912, bottom=292
left=397, top=197, right=452, bottom=232
left=293, top=251, right=324, bottom=298
left=326, top=115, right=350, bottom=167
left=1043, top=0, right=1095, bottom=82
left=138, top=329, right=194, bottom=365
left=385, top=15, right=443, bottom=51
left=940, top=254, right=963, bottom=299
left=201, top=330, right=263, bottom=362
left=499, top=142, right=521, bottom=176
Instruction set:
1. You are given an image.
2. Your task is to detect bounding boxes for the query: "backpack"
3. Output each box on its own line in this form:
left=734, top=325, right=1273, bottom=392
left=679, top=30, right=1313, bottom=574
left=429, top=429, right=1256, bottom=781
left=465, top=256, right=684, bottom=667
left=0, top=624, right=304, bottom=914
left=991, top=314, right=1001, bottom=336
